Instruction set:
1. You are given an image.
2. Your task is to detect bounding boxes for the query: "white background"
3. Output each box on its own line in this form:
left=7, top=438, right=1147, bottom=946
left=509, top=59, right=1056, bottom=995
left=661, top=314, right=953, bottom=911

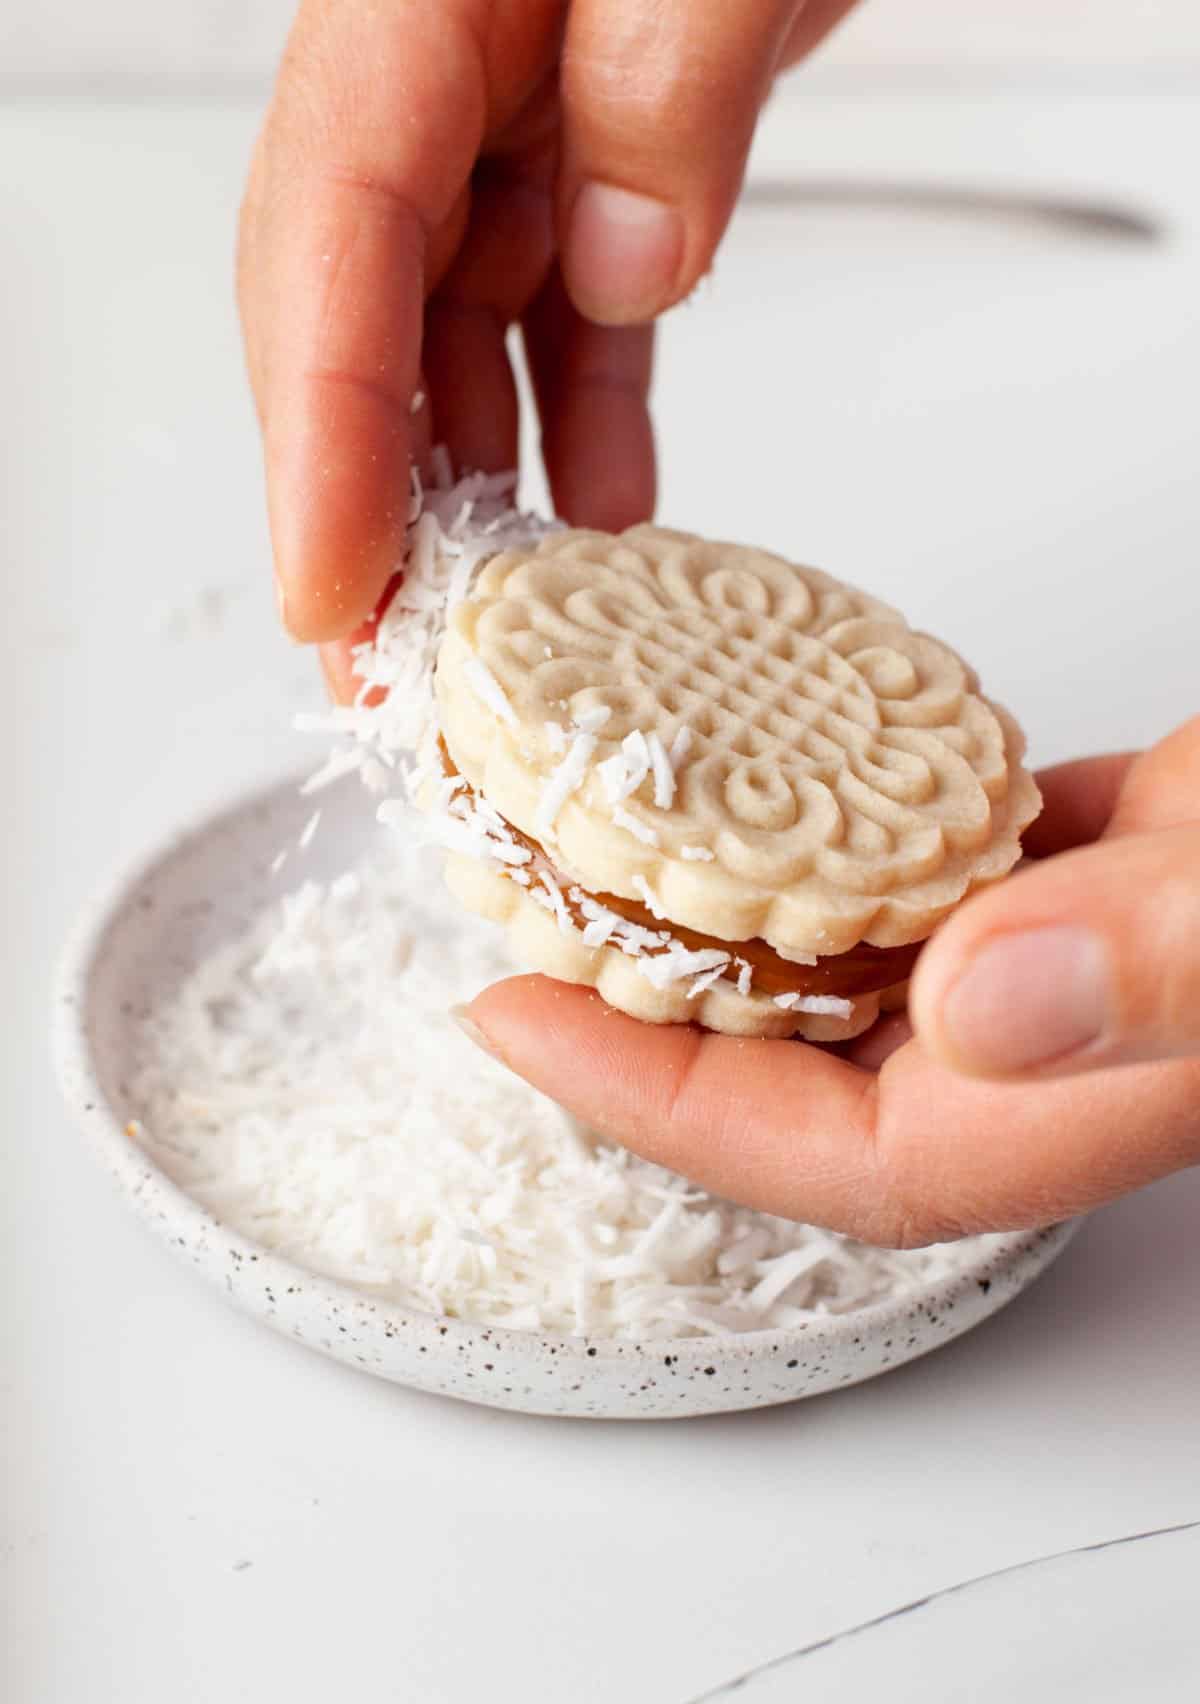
left=3, top=1, right=1200, bottom=87
left=3, top=6, right=1199, bottom=1703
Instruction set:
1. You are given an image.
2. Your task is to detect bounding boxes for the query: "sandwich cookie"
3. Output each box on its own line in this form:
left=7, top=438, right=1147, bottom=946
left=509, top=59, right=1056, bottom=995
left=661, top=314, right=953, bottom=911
left=427, top=525, right=1041, bottom=1041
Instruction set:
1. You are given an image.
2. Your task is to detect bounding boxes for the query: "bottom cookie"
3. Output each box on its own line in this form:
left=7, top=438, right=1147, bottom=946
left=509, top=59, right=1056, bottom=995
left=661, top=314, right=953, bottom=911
left=443, top=853, right=886, bottom=1043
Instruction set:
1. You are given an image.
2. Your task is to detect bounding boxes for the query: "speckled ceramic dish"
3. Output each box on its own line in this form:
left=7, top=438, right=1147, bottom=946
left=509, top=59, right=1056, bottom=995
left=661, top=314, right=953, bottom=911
left=54, top=773, right=1079, bottom=1420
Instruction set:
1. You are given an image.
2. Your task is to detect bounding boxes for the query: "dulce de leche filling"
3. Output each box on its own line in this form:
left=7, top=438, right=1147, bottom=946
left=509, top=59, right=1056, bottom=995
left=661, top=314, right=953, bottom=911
left=439, top=744, right=921, bottom=999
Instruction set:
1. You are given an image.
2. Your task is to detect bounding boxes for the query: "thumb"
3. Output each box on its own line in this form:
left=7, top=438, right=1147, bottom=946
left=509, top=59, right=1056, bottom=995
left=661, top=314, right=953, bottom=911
left=910, top=821, right=1200, bottom=1080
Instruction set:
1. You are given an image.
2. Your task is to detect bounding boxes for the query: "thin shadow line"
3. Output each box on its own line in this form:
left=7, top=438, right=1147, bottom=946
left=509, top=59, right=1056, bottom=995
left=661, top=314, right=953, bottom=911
left=687, top=1516, right=1200, bottom=1702
left=741, top=178, right=1162, bottom=243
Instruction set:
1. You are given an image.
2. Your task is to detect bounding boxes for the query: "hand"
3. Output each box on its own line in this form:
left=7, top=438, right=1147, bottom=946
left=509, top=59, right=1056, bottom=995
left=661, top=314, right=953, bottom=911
left=237, top=0, right=861, bottom=692
left=456, top=716, right=1200, bottom=1246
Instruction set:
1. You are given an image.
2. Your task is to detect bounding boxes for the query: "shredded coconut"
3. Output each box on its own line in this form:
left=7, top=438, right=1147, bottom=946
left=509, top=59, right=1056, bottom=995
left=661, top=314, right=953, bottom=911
left=646, top=731, right=675, bottom=809
left=464, top=658, right=518, bottom=728
left=572, top=890, right=670, bottom=956
left=669, top=727, right=693, bottom=770
left=128, top=856, right=993, bottom=1338
left=687, top=963, right=729, bottom=1000
left=632, top=874, right=668, bottom=920
left=361, top=758, right=390, bottom=795
left=637, top=945, right=731, bottom=991
left=535, top=731, right=597, bottom=839
left=596, top=755, right=629, bottom=804
left=572, top=705, right=613, bottom=735
left=612, top=806, right=659, bottom=847
left=598, top=731, right=653, bottom=805
left=293, top=465, right=546, bottom=770
left=301, top=745, right=365, bottom=797
left=774, top=992, right=854, bottom=1019
left=536, top=870, right=577, bottom=936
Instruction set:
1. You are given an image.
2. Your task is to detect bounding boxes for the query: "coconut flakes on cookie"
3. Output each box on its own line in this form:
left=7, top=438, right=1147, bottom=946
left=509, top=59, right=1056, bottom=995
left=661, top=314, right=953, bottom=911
left=300, top=472, right=1039, bottom=1042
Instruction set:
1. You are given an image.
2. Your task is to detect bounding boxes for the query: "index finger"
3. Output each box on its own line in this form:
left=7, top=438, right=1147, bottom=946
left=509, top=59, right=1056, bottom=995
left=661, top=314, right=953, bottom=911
left=237, top=0, right=497, bottom=642
left=1021, top=752, right=1138, bottom=859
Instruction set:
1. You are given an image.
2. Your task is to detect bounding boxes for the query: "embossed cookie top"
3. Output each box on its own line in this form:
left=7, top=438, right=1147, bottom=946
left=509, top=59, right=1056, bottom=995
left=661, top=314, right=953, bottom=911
left=434, top=525, right=1041, bottom=956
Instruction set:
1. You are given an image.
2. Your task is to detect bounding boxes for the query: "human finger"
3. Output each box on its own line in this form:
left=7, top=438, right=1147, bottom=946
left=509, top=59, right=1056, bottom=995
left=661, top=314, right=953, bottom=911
left=523, top=267, right=655, bottom=529
left=1021, top=752, right=1137, bottom=858
left=556, top=0, right=802, bottom=324
left=912, top=717, right=1200, bottom=1079
left=238, top=0, right=554, bottom=642
left=778, top=0, right=864, bottom=65
left=422, top=153, right=557, bottom=479
left=842, top=1012, right=913, bottom=1071
left=910, top=823, right=1200, bottom=1080
left=1105, top=713, right=1200, bottom=836
left=457, top=975, right=1200, bottom=1244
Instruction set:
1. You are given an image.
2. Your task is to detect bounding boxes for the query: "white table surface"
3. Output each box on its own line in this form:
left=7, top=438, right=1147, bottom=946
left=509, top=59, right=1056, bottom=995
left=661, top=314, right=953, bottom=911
left=3, top=88, right=1198, bottom=1702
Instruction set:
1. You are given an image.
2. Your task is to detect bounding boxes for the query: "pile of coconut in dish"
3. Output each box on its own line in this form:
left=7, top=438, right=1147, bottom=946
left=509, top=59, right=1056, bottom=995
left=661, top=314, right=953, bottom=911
left=129, top=840, right=996, bottom=1338
left=128, top=466, right=998, bottom=1338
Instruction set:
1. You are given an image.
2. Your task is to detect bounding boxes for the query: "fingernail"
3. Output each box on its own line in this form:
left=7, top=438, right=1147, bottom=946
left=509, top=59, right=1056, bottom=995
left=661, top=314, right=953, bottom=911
left=941, top=927, right=1111, bottom=1075
left=450, top=1004, right=505, bottom=1062
left=565, top=183, right=684, bottom=323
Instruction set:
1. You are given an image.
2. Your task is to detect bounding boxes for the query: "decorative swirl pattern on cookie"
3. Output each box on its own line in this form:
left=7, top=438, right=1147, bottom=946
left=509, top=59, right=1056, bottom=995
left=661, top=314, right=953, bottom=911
left=434, top=526, right=1041, bottom=955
